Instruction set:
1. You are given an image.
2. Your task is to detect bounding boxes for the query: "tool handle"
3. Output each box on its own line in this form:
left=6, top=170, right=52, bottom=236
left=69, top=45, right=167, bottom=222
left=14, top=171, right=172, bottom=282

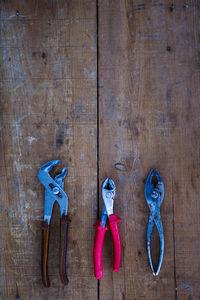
left=59, top=215, right=71, bottom=285
left=108, top=214, right=121, bottom=272
left=41, top=221, right=50, bottom=287
left=93, top=220, right=107, bottom=279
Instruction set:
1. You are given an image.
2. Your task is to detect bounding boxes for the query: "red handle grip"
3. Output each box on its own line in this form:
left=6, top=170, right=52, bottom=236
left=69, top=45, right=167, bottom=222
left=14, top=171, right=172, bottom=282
left=93, top=220, right=108, bottom=279
left=108, top=214, right=121, bottom=272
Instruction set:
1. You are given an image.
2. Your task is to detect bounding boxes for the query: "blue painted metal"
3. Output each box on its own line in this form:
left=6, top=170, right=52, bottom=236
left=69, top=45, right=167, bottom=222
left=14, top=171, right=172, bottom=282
left=145, top=169, right=164, bottom=276
left=38, top=160, right=68, bottom=224
left=100, top=178, right=116, bottom=227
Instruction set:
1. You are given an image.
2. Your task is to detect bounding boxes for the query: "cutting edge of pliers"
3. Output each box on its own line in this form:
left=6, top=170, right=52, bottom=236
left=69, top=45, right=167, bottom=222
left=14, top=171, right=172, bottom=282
left=93, top=178, right=121, bottom=279
left=100, top=177, right=116, bottom=227
left=145, top=169, right=164, bottom=276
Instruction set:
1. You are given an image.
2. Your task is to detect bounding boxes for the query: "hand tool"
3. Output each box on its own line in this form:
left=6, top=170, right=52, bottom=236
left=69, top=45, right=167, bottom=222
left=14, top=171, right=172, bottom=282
left=38, top=160, right=71, bottom=287
left=145, top=169, right=164, bottom=276
left=93, top=178, right=121, bottom=279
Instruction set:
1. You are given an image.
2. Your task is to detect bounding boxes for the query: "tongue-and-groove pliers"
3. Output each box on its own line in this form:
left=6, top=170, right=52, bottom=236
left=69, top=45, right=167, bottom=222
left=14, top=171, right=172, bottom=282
left=38, top=160, right=71, bottom=287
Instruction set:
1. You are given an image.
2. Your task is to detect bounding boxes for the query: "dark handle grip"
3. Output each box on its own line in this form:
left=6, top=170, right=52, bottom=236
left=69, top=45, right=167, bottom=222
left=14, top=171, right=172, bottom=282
left=41, top=221, right=50, bottom=287
left=59, top=215, right=71, bottom=285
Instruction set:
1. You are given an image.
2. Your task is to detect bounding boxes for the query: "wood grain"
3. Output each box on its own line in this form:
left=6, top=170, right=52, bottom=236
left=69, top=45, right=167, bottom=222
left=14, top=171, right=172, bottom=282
left=98, top=0, right=200, bottom=299
left=0, top=0, right=97, bottom=299
left=1, top=0, right=200, bottom=299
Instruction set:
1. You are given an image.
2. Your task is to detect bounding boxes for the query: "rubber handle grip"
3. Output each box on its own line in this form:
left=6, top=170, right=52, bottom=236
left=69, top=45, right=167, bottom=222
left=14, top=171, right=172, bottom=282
left=93, top=220, right=108, bottom=279
left=108, top=214, right=121, bottom=272
left=41, top=221, right=50, bottom=287
left=59, top=215, right=71, bottom=285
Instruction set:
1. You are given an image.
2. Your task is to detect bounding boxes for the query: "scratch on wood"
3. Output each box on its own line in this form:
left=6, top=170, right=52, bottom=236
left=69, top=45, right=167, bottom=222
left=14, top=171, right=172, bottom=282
left=83, top=67, right=96, bottom=80
left=12, top=114, right=29, bottom=156
left=27, top=136, right=37, bottom=144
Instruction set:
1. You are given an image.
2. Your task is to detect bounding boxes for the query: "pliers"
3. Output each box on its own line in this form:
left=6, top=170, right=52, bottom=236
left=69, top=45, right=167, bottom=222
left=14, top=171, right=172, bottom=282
left=145, top=169, right=164, bottom=276
left=38, top=160, right=71, bottom=287
left=93, top=178, right=121, bottom=279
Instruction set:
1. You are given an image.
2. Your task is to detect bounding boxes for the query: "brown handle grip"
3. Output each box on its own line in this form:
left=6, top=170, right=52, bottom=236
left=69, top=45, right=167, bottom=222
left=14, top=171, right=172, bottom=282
left=59, top=215, right=71, bottom=285
left=41, top=221, right=50, bottom=287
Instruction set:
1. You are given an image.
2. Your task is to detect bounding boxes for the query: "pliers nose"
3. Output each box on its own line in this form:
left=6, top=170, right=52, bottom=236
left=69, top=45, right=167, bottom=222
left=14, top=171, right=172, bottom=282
left=145, top=169, right=164, bottom=207
left=145, top=169, right=165, bottom=276
left=102, top=177, right=115, bottom=191
left=39, top=159, right=61, bottom=174
left=55, top=167, right=67, bottom=185
left=39, top=160, right=67, bottom=184
left=101, top=178, right=115, bottom=218
left=38, top=160, right=68, bottom=205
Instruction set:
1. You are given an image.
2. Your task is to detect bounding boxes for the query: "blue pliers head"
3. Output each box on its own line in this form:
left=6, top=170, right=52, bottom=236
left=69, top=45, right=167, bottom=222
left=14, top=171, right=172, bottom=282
left=145, top=169, right=164, bottom=276
left=145, top=169, right=164, bottom=210
left=38, top=160, right=68, bottom=224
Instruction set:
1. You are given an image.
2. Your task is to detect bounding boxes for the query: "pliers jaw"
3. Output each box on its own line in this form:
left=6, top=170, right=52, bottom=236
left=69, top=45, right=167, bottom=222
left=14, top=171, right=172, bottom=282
left=145, top=169, right=164, bottom=276
left=38, top=160, right=68, bottom=224
left=145, top=169, right=164, bottom=209
left=39, top=159, right=61, bottom=174
left=101, top=178, right=115, bottom=217
left=101, top=178, right=116, bottom=227
left=55, top=166, right=67, bottom=185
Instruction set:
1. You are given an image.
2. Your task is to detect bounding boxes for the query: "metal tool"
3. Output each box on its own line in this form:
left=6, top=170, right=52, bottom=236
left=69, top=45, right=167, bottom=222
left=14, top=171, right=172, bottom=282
left=38, top=160, right=71, bottom=287
left=145, top=169, right=164, bottom=276
left=93, top=178, right=121, bottom=279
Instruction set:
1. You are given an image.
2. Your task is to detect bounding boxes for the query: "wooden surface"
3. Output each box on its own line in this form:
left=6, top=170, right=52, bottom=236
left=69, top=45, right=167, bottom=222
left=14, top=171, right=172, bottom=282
left=0, top=1, right=200, bottom=299
left=0, top=1, right=97, bottom=299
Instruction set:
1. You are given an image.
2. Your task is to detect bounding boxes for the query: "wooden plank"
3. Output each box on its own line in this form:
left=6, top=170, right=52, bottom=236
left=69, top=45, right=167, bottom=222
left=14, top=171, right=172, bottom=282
left=98, top=0, right=200, bottom=299
left=168, top=2, right=200, bottom=299
left=1, top=1, right=200, bottom=299
left=0, top=1, right=97, bottom=299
